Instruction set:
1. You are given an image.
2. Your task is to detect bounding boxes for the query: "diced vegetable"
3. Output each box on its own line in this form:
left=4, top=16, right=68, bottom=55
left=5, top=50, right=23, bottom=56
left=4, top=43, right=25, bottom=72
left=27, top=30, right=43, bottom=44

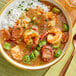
left=52, top=42, right=61, bottom=49
left=22, top=1, right=25, bottom=3
left=30, top=52, right=35, bottom=60
left=24, top=8, right=28, bottom=11
left=28, top=2, right=33, bottom=6
left=38, top=40, right=47, bottom=47
left=36, top=40, right=47, bottom=51
left=52, top=7, right=61, bottom=14
left=33, top=50, right=40, bottom=57
left=34, top=22, right=38, bottom=25
left=36, top=46, right=41, bottom=50
left=63, top=23, right=69, bottom=32
left=38, top=0, right=41, bottom=2
left=32, top=17, right=36, bottom=20
left=45, top=19, right=48, bottom=21
left=4, top=42, right=11, bottom=50
left=54, top=48, right=62, bottom=57
left=21, top=8, right=23, bottom=11
left=22, top=55, right=31, bottom=64
left=8, top=11, right=11, bottom=14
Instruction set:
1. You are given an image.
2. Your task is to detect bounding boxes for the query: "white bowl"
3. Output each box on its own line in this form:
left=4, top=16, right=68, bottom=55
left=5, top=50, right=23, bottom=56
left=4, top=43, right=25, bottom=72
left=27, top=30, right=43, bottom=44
left=0, top=0, right=72, bottom=70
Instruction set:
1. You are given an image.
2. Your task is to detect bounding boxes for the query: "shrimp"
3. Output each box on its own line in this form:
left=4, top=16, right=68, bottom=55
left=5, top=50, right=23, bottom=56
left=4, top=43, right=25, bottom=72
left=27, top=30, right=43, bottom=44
left=46, top=12, right=57, bottom=27
left=47, top=28, right=62, bottom=44
left=11, top=45, right=24, bottom=60
left=23, top=29, right=40, bottom=46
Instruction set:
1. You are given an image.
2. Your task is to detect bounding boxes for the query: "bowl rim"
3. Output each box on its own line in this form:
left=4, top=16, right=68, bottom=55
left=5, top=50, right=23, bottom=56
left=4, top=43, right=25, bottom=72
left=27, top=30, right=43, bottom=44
left=0, top=0, right=72, bottom=70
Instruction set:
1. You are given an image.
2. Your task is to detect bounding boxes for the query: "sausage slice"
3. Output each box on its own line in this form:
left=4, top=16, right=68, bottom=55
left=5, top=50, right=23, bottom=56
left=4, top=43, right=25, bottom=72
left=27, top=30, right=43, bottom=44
left=61, top=32, right=69, bottom=43
left=0, top=29, right=10, bottom=41
left=41, top=45, right=53, bottom=62
left=11, top=26, right=23, bottom=39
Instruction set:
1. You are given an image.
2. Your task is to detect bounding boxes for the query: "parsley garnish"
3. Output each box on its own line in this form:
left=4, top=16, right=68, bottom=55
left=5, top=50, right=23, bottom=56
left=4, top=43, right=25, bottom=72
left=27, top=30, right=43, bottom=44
left=28, top=2, right=33, bottom=6
left=45, top=19, right=48, bottom=21
left=38, top=0, right=41, bottom=2
left=34, top=22, right=38, bottom=25
left=8, top=11, right=11, bottom=14
left=23, top=26, right=25, bottom=29
left=22, top=1, right=25, bottom=3
left=17, top=28, right=20, bottom=30
left=24, top=8, right=28, bottom=11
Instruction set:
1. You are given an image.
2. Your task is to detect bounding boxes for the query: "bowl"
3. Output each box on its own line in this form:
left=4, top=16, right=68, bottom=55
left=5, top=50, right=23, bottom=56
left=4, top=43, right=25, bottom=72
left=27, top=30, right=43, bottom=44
left=0, top=0, right=72, bottom=70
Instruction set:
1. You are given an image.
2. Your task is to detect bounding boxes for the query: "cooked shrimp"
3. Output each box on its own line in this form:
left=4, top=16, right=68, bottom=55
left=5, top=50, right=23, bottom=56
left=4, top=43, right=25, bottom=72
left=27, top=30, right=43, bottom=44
left=47, top=28, right=62, bottom=44
left=23, top=29, right=40, bottom=46
left=46, top=12, right=57, bottom=27
left=11, top=45, right=24, bottom=60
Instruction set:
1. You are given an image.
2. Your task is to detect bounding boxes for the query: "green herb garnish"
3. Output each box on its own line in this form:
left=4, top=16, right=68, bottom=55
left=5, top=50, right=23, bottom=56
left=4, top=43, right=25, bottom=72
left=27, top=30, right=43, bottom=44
left=30, top=20, right=34, bottom=24
left=28, top=2, right=33, bottom=6
left=24, top=8, right=28, bottom=11
left=38, top=0, right=41, bottom=2
left=8, top=11, right=11, bottom=14
left=34, top=22, right=38, bottom=25
left=30, top=52, right=35, bottom=60
left=23, top=26, right=25, bottom=29
left=11, top=9, right=13, bottom=11
left=22, top=1, right=25, bottom=3
left=45, top=19, right=48, bottom=21
left=4, top=42, right=11, bottom=50
left=22, top=55, right=31, bottom=64
left=21, top=8, right=23, bottom=11
left=17, top=28, right=20, bottom=30
left=18, top=4, right=23, bottom=8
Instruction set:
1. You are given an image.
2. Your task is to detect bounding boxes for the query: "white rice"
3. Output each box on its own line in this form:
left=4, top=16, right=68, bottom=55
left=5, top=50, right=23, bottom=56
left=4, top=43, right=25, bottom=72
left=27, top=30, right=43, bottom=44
left=0, top=0, right=49, bottom=29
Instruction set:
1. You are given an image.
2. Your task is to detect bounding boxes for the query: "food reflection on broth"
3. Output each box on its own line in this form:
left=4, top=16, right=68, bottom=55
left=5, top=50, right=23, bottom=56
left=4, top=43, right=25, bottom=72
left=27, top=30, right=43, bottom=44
left=0, top=0, right=69, bottom=66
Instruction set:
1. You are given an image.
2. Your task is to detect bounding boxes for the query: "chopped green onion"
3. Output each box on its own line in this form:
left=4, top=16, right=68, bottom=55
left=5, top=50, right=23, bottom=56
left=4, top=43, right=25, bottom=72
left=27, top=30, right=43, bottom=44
left=11, top=9, right=13, bottom=11
left=34, top=22, right=38, bottom=25
left=24, top=8, right=28, bottom=11
left=26, top=45, right=31, bottom=50
left=22, top=1, right=25, bottom=3
left=22, top=55, right=31, bottom=64
left=19, top=4, right=21, bottom=6
left=33, top=50, right=40, bottom=57
left=30, top=52, right=35, bottom=60
left=45, top=19, right=48, bottom=21
left=28, top=2, right=33, bottom=6
left=18, top=4, right=23, bottom=8
left=17, top=28, right=20, bottom=30
left=23, top=26, right=25, bottom=29
left=54, top=48, right=62, bottom=58
left=36, top=46, right=41, bottom=50
left=32, top=17, right=36, bottom=20
left=39, top=62, right=42, bottom=65
left=39, top=40, right=47, bottom=47
left=4, top=42, right=11, bottom=50
left=30, top=20, right=34, bottom=23
left=52, top=7, right=61, bottom=14
left=52, top=42, right=61, bottom=49
left=38, top=0, right=41, bottom=2
left=36, top=40, right=47, bottom=51
left=21, top=8, right=23, bottom=11
left=8, top=11, right=11, bottom=14
left=63, top=23, right=69, bottom=32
